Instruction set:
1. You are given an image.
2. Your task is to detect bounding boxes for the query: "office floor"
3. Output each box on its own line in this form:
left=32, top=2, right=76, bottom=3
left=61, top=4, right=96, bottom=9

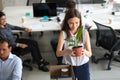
left=21, top=31, right=120, bottom=80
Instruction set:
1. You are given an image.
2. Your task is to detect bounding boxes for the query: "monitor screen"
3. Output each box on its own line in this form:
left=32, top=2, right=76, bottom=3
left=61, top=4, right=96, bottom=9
left=46, top=0, right=66, bottom=7
left=33, top=3, right=57, bottom=17
left=56, top=0, right=66, bottom=7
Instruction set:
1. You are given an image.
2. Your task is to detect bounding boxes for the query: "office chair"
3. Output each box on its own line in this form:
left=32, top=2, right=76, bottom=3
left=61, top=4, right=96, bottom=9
left=50, top=39, right=63, bottom=65
left=12, top=49, right=33, bottom=71
left=92, top=21, right=120, bottom=70
left=12, top=34, right=33, bottom=71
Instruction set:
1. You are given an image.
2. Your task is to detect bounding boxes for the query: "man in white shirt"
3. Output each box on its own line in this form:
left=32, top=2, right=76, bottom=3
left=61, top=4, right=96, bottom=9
left=0, top=38, right=22, bottom=80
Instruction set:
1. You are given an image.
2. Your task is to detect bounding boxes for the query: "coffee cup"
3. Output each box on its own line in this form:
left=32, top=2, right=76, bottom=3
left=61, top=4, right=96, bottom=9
left=108, top=18, right=113, bottom=24
left=21, top=16, right=26, bottom=23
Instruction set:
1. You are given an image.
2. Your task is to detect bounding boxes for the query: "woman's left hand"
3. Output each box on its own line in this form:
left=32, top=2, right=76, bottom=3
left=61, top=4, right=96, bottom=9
left=71, top=51, right=76, bottom=57
left=82, top=49, right=90, bottom=57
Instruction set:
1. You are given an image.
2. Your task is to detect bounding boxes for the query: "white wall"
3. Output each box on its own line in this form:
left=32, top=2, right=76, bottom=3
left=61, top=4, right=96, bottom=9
left=0, top=0, right=46, bottom=10
left=0, top=0, right=3, bottom=10
left=1, top=0, right=46, bottom=10
left=2, top=0, right=27, bottom=7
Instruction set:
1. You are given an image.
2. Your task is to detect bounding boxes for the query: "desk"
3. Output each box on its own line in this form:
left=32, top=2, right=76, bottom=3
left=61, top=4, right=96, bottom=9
left=3, top=4, right=120, bottom=31
left=77, top=4, right=120, bottom=30
left=3, top=6, right=61, bottom=32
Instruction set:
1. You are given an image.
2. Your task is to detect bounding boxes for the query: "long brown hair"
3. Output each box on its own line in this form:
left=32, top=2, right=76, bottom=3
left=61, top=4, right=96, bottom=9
left=62, top=9, right=82, bottom=38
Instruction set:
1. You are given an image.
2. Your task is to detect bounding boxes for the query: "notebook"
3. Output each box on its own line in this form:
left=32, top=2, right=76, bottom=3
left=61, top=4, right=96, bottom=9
left=33, top=3, right=57, bottom=17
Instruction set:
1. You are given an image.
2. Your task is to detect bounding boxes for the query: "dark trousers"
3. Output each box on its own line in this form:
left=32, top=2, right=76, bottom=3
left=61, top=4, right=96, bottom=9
left=12, top=38, right=42, bottom=64
left=73, top=62, right=90, bottom=80
left=50, top=39, right=63, bottom=65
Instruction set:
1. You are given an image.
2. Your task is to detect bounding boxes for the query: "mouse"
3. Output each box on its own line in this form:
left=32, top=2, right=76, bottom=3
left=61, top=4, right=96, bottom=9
left=57, top=17, right=61, bottom=22
left=86, top=10, right=89, bottom=13
left=48, top=18, right=52, bottom=21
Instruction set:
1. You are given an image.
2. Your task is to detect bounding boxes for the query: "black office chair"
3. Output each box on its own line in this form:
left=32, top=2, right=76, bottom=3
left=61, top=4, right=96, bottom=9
left=92, top=21, right=120, bottom=70
left=12, top=48, right=33, bottom=71
left=50, top=39, right=63, bottom=65
left=12, top=34, right=33, bottom=71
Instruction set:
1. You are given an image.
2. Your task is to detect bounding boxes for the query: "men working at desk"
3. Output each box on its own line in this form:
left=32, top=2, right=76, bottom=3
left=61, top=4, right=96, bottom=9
left=0, top=38, right=22, bottom=80
left=0, top=11, right=49, bottom=72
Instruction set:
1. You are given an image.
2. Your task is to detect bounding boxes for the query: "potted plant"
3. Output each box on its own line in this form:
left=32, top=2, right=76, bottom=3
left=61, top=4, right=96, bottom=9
left=65, top=26, right=83, bottom=56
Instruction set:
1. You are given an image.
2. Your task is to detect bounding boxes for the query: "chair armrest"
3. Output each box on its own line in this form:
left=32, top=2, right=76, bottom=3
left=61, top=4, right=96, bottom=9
left=114, top=30, right=120, bottom=39
left=13, top=33, right=19, bottom=39
left=111, top=39, right=120, bottom=51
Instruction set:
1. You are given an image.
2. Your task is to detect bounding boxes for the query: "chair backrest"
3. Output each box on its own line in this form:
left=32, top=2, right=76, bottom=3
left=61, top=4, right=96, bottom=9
left=93, top=21, right=117, bottom=50
left=45, top=0, right=56, bottom=3
left=26, top=0, right=42, bottom=6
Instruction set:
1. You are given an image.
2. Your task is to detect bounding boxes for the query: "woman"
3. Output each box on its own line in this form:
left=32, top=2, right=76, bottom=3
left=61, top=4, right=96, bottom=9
left=56, top=9, right=92, bottom=80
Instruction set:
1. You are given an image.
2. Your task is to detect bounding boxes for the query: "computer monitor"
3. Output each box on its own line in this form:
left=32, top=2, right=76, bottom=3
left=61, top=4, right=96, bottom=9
left=45, top=0, right=56, bottom=3
left=56, top=0, right=66, bottom=7
left=33, top=3, right=57, bottom=17
left=46, top=0, right=66, bottom=7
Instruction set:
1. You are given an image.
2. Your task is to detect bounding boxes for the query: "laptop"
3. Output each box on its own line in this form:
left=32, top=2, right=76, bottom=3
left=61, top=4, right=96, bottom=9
left=33, top=3, right=57, bottom=17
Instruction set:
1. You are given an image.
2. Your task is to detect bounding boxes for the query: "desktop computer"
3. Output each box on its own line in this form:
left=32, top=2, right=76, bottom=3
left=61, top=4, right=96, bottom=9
left=33, top=3, right=57, bottom=17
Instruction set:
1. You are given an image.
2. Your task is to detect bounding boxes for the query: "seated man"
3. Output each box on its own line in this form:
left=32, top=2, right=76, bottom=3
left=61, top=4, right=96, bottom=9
left=0, top=11, right=49, bottom=72
left=0, top=38, right=22, bottom=80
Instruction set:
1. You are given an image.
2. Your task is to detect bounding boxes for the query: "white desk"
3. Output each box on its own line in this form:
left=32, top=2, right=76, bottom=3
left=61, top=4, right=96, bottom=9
left=3, top=6, right=61, bottom=32
left=78, top=4, right=120, bottom=30
left=3, top=4, right=120, bottom=32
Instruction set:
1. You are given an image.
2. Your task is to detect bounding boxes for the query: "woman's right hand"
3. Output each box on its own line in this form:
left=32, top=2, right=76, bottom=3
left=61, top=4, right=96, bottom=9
left=65, top=49, right=76, bottom=57
left=18, top=43, right=28, bottom=48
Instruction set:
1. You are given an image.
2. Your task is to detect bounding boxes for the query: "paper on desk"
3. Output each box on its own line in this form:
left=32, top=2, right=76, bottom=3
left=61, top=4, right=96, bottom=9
left=23, top=21, right=61, bottom=31
left=41, top=21, right=61, bottom=31
left=23, top=21, right=43, bottom=30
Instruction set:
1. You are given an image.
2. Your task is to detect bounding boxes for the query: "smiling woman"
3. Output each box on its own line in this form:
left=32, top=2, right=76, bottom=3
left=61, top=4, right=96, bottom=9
left=56, top=9, right=92, bottom=80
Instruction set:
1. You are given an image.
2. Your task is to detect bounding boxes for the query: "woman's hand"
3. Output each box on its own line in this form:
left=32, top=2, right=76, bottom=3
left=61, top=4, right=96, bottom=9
left=65, top=49, right=73, bottom=54
left=18, top=43, right=28, bottom=48
left=82, top=49, right=91, bottom=57
left=71, top=51, right=76, bottom=57
left=71, top=49, right=91, bottom=57
left=65, top=49, right=76, bottom=57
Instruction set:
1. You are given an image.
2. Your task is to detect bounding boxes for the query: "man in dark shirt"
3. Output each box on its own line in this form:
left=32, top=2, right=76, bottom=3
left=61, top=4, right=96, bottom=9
left=0, top=11, right=49, bottom=72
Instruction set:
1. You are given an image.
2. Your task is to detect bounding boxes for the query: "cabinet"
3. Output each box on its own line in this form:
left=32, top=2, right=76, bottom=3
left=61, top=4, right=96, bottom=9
left=0, top=0, right=3, bottom=10
left=2, top=0, right=27, bottom=8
